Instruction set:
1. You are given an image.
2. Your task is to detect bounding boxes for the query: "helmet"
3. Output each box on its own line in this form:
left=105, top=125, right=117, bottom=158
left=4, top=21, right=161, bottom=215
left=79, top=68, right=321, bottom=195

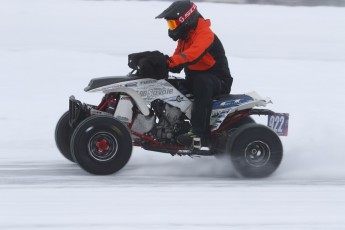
left=156, top=1, right=200, bottom=41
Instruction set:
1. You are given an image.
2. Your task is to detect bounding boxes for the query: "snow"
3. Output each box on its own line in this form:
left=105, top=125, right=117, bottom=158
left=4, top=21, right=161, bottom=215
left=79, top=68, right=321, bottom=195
left=1, top=0, right=345, bottom=229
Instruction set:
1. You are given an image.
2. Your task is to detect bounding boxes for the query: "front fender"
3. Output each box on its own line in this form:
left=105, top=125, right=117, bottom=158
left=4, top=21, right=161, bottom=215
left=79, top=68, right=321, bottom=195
left=103, top=87, right=150, bottom=116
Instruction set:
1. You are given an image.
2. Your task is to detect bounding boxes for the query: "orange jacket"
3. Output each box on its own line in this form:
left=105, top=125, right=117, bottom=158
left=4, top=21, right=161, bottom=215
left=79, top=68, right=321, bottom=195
left=167, top=18, right=216, bottom=72
left=167, top=17, right=232, bottom=93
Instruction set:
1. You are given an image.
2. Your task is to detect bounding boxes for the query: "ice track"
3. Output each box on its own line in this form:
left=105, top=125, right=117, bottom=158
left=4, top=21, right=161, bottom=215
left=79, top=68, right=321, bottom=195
left=1, top=151, right=345, bottom=230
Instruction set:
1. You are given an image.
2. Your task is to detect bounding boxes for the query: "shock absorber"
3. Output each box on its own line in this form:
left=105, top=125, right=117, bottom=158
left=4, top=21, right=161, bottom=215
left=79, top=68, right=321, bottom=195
left=96, top=93, right=118, bottom=115
left=105, top=98, right=117, bottom=115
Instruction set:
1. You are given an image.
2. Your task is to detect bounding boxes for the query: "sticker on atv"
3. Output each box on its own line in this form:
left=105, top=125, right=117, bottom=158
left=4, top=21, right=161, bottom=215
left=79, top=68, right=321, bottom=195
left=268, top=113, right=289, bottom=136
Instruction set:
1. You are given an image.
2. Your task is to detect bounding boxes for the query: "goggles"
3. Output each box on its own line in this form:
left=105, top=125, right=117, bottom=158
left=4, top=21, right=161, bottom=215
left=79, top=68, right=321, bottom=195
left=165, top=3, right=197, bottom=30
left=167, top=19, right=181, bottom=30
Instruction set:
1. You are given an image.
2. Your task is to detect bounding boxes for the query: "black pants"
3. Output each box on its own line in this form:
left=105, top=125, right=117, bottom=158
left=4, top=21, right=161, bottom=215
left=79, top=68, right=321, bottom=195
left=184, top=73, right=231, bottom=137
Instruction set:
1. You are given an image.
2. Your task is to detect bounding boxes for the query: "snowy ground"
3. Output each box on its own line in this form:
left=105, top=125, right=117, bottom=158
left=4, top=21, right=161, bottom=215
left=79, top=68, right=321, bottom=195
left=1, top=0, right=345, bottom=229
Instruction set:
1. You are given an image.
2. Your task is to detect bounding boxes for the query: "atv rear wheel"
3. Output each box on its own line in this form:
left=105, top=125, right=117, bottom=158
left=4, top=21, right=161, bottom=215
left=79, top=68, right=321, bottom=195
left=227, top=123, right=283, bottom=178
left=55, top=111, right=75, bottom=162
left=211, top=116, right=255, bottom=156
left=71, top=115, right=132, bottom=175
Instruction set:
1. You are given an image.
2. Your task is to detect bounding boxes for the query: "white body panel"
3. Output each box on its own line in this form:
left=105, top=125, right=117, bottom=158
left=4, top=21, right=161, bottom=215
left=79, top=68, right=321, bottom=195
left=89, top=78, right=192, bottom=118
left=114, top=95, right=133, bottom=123
left=88, top=78, right=271, bottom=130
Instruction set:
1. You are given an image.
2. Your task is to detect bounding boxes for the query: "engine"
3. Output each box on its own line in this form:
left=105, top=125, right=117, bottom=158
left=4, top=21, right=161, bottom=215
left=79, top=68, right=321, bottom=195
left=150, top=100, right=190, bottom=145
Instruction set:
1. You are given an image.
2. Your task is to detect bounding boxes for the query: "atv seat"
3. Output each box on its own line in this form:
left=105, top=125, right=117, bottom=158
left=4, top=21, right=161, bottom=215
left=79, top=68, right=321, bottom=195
left=166, top=78, right=250, bottom=103
left=213, top=94, right=252, bottom=101
left=213, top=94, right=230, bottom=100
left=212, top=94, right=255, bottom=109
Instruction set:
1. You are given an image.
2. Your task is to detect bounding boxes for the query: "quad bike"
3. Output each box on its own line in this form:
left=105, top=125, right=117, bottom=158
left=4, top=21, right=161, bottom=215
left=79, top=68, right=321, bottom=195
left=55, top=63, right=289, bottom=178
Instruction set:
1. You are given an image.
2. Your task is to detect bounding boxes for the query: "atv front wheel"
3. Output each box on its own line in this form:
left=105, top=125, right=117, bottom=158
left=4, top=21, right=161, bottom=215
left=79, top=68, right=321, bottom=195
left=71, top=115, right=132, bottom=175
left=55, top=111, right=75, bottom=162
left=226, top=123, right=283, bottom=178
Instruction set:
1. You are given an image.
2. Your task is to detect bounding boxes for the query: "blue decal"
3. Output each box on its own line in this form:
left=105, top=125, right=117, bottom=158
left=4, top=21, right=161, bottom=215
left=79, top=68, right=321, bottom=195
left=165, top=95, right=187, bottom=103
left=212, top=95, right=253, bottom=109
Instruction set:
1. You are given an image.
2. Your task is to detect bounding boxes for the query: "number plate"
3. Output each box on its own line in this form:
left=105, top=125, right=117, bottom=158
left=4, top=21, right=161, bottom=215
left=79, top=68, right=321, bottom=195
left=268, top=113, right=289, bottom=136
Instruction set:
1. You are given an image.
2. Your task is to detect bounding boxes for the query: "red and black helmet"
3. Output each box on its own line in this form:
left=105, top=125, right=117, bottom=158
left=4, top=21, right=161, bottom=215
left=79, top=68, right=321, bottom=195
left=156, top=1, right=200, bottom=41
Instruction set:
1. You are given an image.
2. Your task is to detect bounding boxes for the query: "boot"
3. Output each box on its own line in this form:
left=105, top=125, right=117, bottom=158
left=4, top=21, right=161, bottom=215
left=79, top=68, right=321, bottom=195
left=177, top=131, right=201, bottom=147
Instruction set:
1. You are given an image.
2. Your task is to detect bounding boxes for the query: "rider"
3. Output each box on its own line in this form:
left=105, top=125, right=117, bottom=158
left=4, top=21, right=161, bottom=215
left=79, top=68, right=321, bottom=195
left=156, top=0, right=233, bottom=146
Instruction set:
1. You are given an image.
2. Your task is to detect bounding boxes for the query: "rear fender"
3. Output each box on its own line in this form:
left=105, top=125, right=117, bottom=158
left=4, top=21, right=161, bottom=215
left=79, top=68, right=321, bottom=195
left=210, top=91, right=272, bottom=131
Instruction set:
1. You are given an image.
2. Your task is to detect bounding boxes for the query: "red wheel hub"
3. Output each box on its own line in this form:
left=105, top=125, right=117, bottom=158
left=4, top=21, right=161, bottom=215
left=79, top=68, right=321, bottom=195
left=96, top=139, right=110, bottom=153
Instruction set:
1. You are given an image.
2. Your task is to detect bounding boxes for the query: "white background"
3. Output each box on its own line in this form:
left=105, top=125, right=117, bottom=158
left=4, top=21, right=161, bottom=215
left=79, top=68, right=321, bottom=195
left=0, top=0, right=345, bottom=229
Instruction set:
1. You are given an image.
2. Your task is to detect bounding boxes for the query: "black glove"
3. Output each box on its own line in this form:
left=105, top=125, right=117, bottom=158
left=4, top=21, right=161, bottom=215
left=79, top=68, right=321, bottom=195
left=165, top=56, right=183, bottom=74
